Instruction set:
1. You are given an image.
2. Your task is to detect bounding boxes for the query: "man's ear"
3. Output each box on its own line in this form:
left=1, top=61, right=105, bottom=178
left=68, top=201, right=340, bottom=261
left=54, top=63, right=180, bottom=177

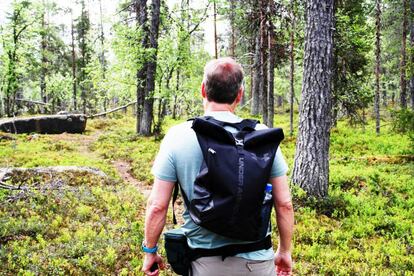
left=235, top=87, right=244, bottom=104
left=201, top=82, right=207, bottom=98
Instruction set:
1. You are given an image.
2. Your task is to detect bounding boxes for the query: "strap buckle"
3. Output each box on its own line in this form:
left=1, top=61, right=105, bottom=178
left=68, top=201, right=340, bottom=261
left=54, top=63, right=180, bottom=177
left=235, top=138, right=244, bottom=146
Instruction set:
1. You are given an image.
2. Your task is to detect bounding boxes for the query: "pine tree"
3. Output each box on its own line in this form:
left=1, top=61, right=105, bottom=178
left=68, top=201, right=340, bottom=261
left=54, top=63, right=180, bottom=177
left=401, top=0, right=408, bottom=108
left=292, top=0, right=334, bottom=198
left=375, top=0, right=382, bottom=135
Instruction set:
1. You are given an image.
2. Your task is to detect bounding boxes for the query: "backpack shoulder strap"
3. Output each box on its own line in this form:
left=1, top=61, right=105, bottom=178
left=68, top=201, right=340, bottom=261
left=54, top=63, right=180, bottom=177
left=172, top=181, right=191, bottom=225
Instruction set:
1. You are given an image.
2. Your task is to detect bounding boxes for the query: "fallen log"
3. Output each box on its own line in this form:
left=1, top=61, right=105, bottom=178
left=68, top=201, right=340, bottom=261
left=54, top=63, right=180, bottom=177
left=88, top=101, right=137, bottom=119
left=0, top=114, right=87, bottom=134
left=15, top=98, right=49, bottom=106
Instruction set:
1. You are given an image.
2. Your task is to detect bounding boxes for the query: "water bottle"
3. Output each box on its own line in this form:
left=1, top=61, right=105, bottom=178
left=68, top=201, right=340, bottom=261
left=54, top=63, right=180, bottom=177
left=260, top=183, right=273, bottom=237
left=263, top=183, right=273, bottom=204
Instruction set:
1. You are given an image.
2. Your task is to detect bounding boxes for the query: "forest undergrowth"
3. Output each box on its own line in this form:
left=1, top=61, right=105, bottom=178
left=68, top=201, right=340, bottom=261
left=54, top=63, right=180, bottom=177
left=0, top=112, right=413, bottom=275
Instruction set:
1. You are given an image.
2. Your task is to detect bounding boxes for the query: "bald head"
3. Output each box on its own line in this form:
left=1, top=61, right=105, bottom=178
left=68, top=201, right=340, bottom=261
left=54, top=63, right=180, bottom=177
left=203, top=57, right=244, bottom=104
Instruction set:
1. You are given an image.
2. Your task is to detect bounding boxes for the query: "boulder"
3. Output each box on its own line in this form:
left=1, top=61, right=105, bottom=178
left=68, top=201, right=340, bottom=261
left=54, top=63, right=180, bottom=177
left=0, top=114, right=87, bottom=134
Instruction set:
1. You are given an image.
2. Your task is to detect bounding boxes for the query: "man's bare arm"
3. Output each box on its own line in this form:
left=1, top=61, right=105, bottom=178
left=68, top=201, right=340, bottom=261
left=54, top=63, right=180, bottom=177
left=271, top=175, right=294, bottom=253
left=142, top=178, right=174, bottom=275
left=144, top=178, right=175, bottom=247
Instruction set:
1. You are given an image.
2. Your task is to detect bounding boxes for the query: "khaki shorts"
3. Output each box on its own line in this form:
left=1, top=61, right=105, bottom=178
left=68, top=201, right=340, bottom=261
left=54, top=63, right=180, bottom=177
left=191, top=256, right=276, bottom=276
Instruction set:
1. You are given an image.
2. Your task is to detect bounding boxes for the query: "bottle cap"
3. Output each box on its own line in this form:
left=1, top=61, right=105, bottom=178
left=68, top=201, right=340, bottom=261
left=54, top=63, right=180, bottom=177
left=265, top=183, right=272, bottom=192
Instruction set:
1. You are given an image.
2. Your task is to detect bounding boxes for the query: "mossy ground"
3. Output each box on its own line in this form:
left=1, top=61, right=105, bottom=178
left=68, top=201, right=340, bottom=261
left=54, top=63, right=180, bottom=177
left=0, top=111, right=413, bottom=275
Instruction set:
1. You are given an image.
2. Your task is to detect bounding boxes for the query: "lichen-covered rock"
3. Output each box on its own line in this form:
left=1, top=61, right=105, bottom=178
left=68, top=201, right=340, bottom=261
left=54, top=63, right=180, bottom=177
left=0, top=114, right=87, bottom=134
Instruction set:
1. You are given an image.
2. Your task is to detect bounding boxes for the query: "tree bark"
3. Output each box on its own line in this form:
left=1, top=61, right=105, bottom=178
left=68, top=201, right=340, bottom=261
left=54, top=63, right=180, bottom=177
left=139, top=0, right=161, bottom=136
left=213, top=0, right=218, bottom=59
left=40, top=4, right=48, bottom=111
left=292, top=0, right=334, bottom=198
left=401, top=0, right=408, bottom=109
left=410, top=0, right=414, bottom=109
left=172, top=70, right=179, bottom=119
left=289, top=0, right=295, bottom=137
left=259, top=0, right=268, bottom=125
left=98, top=0, right=107, bottom=112
left=375, top=0, right=381, bottom=135
left=229, top=0, right=236, bottom=58
left=136, top=0, right=148, bottom=133
left=71, top=10, right=77, bottom=111
left=267, top=6, right=275, bottom=128
left=251, top=36, right=260, bottom=115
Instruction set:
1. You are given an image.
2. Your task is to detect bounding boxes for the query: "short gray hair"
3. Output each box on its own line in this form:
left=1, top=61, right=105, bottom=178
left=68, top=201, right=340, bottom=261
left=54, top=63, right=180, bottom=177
left=203, top=57, right=244, bottom=104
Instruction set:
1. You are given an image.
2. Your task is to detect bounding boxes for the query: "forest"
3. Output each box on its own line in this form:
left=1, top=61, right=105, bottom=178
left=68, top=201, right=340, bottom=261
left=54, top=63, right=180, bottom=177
left=0, top=0, right=413, bottom=274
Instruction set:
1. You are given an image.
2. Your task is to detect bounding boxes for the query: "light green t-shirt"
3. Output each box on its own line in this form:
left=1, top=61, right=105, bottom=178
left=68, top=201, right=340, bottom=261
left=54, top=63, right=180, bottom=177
left=151, top=111, right=289, bottom=261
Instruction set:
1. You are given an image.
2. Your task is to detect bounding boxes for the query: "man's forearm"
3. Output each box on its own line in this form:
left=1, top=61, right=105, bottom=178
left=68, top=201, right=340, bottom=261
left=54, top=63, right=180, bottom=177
left=143, top=178, right=174, bottom=249
left=144, top=198, right=168, bottom=248
left=275, top=201, right=294, bottom=253
left=270, top=175, right=294, bottom=253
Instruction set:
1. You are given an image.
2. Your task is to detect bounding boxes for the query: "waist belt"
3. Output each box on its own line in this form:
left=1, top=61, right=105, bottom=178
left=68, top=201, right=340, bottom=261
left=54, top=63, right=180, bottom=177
left=191, top=235, right=272, bottom=261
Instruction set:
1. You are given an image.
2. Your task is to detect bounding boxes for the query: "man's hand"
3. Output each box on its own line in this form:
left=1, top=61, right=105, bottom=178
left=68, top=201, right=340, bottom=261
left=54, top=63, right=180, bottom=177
left=142, top=253, right=165, bottom=276
left=274, top=250, right=292, bottom=276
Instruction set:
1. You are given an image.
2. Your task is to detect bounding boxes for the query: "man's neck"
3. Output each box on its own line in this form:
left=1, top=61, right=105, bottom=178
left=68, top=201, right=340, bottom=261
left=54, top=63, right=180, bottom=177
left=204, top=101, right=236, bottom=113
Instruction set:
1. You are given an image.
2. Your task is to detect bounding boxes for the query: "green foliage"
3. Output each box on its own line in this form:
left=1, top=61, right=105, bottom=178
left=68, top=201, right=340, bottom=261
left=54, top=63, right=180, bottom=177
left=1, top=113, right=413, bottom=274
left=0, top=174, right=145, bottom=274
left=291, top=116, right=414, bottom=274
left=390, top=108, right=414, bottom=133
left=332, top=0, right=373, bottom=124
left=0, top=130, right=117, bottom=177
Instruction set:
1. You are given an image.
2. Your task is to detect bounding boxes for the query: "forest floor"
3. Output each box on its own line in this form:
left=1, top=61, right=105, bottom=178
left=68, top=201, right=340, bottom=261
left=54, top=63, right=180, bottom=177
left=0, top=112, right=413, bottom=275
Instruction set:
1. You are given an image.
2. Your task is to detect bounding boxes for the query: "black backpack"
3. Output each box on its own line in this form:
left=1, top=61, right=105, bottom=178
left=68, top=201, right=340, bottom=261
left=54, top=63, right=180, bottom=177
left=174, top=116, right=284, bottom=241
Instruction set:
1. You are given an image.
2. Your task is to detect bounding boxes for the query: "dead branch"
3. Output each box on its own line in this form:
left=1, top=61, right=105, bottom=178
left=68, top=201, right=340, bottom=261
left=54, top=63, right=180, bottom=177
left=15, top=98, right=49, bottom=106
left=88, top=101, right=137, bottom=118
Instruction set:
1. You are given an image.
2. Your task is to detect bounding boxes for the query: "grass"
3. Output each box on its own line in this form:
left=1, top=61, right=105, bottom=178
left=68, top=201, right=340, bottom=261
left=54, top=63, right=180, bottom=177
left=0, top=111, right=413, bottom=275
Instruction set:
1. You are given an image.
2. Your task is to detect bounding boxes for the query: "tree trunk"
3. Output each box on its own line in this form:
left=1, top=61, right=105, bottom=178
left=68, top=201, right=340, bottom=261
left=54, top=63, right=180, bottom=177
left=259, top=0, right=268, bottom=125
left=136, top=0, right=148, bottom=133
left=172, top=70, right=179, bottom=119
left=77, top=0, right=90, bottom=115
left=99, top=0, right=107, bottom=112
left=410, top=0, right=414, bottom=109
left=229, top=0, right=236, bottom=58
left=0, top=93, right=3, bottom=118
left=289, top=0, right=295, bottom=137
left=139, top=0, right=161, bottom=136
left=71, top=11, right=77, bottom=111
left=249, top=40, right=254, bottom=102
left=267, top=9, right=275, bottom=128
left=375, top=0, right=381, bottom=135
left=251, top=36, right=260, bottom=115
left=401, top=0, right=408, bottom=109
left=292, top=0, right=334, bottom=198
left=383, top=79, right=387, bottom=107
left=213, top=0, right=218, bottom=59
left=40, top=5, right=47, bottom=112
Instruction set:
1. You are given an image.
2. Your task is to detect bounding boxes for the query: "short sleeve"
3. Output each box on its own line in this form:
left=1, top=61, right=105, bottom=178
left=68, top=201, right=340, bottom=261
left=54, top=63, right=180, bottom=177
left=151, top=129, right=178, bottom=182
left=270, top=147, right=289, bottom=178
